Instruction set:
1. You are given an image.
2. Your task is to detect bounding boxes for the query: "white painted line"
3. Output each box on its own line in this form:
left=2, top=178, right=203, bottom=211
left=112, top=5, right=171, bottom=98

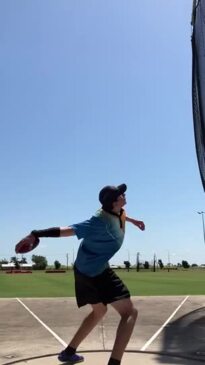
left=140, top=296, right=189, bottom=351
left=16, top=298, right=67, bottom=347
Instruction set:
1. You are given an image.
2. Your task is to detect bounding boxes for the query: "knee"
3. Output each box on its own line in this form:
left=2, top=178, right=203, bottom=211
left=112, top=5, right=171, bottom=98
left=132, top=307, right=138, bottom=320
left=121, top=305, right=138, bottom=321
left=92, top=305, right=107, bottom=319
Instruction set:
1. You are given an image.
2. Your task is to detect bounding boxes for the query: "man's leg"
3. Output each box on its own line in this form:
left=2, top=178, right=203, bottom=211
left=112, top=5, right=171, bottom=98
left=108, top=298, right=138, bottom=364
left=67, top=303, right=107, bottom=349
left=58, top=303, right=107, bottom=363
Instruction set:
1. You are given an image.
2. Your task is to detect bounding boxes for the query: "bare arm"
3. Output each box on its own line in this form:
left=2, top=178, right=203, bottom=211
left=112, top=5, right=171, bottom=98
left=60, top=227, right=76, bottom=237
left=126, top=216, right=145, bottom=231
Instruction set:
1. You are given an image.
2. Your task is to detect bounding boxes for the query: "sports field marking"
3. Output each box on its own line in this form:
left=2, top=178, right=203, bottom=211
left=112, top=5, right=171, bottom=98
left=140, top=295, right=189, bottom=351
left=16, top=298, right=67, bottom=347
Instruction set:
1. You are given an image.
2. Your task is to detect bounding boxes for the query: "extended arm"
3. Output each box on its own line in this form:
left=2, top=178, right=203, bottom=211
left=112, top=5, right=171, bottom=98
left=31, top=227, right=76, bottom=238
left=60, top=227, right=76, bottom=237
left=126, top=216, right=145, bottom=231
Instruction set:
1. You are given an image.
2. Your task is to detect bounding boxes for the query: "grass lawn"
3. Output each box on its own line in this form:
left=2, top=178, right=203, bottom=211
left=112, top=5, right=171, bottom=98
left=0, top=269, right=205, bottom=298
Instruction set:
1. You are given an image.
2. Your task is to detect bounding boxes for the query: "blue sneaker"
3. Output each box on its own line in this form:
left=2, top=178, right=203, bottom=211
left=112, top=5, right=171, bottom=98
left=58, top=350, right=84, bottom=364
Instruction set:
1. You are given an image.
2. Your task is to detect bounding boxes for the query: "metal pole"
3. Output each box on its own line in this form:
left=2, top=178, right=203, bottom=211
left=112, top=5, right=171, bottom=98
left=198, top=211, right=205, bottom=245
left=72, top=247, right=75, bottom=266
left=127, top=250, right=130, bottom=262
left=167, top=250, right=170, bottom=272
left=202, top=213, right=205, bottom=244
left=66, top=253, right=69, bottom=270
left=153, top=253, right=156, bottom=272
left=136, top=252, right=140, bottom=272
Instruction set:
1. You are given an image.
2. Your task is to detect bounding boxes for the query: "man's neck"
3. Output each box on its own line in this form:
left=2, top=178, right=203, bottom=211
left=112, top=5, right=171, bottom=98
left=111, top=207, right=121, bottom=215
left=102, top=206, right=124, bottom=216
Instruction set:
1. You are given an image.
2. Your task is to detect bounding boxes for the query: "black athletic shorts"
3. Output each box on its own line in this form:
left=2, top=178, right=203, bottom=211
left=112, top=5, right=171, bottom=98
left=74, top=266, right=130, bottom=307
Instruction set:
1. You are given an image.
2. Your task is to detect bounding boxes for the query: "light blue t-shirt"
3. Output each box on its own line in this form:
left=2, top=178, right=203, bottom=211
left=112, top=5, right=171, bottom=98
left=72, top=209, right=126, bottom=277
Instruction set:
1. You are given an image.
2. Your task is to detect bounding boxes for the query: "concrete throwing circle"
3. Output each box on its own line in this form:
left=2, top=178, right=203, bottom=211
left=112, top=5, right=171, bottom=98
left=2, top=351, right=205, bottom=365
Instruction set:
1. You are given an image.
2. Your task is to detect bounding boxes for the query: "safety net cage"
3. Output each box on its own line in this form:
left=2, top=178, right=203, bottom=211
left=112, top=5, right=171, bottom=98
left=191, top=0, right=205, bottom=191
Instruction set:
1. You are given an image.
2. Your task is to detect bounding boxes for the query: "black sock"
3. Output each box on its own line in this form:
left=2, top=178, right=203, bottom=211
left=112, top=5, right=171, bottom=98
left=107, top=358, right=121, bottom=365
left=64, top=346, right=76, bottom=355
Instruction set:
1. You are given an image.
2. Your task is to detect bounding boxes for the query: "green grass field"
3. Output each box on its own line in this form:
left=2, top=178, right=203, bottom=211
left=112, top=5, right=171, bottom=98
left=0, top=269, right=205, bottom=298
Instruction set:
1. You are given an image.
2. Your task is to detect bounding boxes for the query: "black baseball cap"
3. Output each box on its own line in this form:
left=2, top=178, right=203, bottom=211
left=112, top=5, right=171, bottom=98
left=99, top=184, right=127, bottom=207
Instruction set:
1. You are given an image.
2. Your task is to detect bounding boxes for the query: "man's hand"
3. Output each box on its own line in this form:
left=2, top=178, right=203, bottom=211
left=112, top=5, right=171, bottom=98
left=132, top=219, right=145, bottom=231
left=126, top=216, right=145, bottom=230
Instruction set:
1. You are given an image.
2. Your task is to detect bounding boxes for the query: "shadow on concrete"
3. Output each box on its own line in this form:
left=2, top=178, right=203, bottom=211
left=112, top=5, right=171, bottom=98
left=2, top=353, right=57, bottom=365
left=155, top=307, right=205, bottom=363
left=3, top=350, right=205, bottom=365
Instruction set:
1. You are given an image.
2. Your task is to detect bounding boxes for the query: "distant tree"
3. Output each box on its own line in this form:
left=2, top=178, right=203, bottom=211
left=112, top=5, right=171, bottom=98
left=144, top=261, right=149, bottom=269
left=0, top=259, right=8, bottom=265
left=0, top=259, right=8, bottom=269
left=54, top=260, right=61, bottom=270
left=19, top=257, right=27, bottom=264
left=182, top=260, right=190, bottom=269
left=11, top=256, right=20, bottom=269
left=124, top=261, right=131, bottom=272
left=191, top=263, right=198, bottom=267
left=177, top=263, right=182, bottom=267
left=158, top=259, right=164, bottom=269
left=32, top=255, right=47, bottom=270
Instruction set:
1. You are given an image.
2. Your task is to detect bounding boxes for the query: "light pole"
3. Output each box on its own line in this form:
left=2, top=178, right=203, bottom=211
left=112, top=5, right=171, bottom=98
left=66, top=253, right=69, bottom=271
left=136, top=252, right=140, bottom=272
left=167, top=250, right=170, bottom=272
left=127, top=249, right=130, bottom=262
left=153, top=253, right=156, bottom=272
left=197, top=211, right=205, bottom=245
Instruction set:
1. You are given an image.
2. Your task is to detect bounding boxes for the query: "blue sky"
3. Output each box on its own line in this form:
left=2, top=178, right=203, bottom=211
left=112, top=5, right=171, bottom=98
left=1, top=0, right=204, bottom=267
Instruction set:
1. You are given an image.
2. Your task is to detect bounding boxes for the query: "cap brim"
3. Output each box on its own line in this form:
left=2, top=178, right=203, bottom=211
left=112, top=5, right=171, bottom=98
left=117, top=184, right=127, bottom=195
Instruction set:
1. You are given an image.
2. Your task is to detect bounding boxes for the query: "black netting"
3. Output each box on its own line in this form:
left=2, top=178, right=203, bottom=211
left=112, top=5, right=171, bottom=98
left=192, top=0, right=205, bottom=191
